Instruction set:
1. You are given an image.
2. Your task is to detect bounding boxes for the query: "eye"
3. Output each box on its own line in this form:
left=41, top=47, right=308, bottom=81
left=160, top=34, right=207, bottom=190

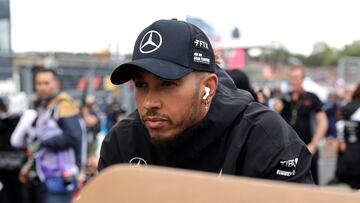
left=134, top=81, right=147, bottom=88
left=162, top=81, right=176, bottom=87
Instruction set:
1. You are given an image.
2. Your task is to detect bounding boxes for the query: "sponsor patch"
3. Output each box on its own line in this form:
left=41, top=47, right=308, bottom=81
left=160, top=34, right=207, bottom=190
left=279, top=158, right=298, bottom=168
left=193, top=39, right=209, bottom=50
left=276, top=169, right=296, bottom=177
left=193, top=52, right=210, bottom=65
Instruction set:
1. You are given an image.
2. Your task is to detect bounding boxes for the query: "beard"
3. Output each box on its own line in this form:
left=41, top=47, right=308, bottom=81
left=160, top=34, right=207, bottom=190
left=143, top=85, right=201, bottom=145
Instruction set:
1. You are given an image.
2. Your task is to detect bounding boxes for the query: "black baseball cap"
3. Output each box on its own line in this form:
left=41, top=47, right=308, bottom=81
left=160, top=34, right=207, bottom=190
left=110, top=19, right=216, bottom=85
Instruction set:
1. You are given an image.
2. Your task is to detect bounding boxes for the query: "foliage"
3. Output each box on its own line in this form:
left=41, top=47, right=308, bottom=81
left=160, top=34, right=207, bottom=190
left=340, top=40, right=360, bottom=57
left=281, top=40, right=360, bottom=68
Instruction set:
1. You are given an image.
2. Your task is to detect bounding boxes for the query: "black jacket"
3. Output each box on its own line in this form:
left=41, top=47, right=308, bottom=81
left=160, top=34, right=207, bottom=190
left=98, top=66, right=313, bottom=183
left=336, top=101, right=360, bottom=189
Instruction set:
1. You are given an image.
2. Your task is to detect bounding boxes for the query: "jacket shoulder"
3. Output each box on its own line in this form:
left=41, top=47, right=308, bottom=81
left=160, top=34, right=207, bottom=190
left=98, top=112, right=143, bottom=170
left=49, top=93, right=79, bottom=118
left=243, top=102, right=298, bottom=147
left=233, top=102, right=312, bottom=182
left=105, top=112, right=143, bottom=146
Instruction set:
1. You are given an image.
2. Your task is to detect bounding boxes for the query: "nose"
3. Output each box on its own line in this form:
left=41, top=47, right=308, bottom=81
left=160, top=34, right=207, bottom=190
left=143, top=89, right=161, bottom=110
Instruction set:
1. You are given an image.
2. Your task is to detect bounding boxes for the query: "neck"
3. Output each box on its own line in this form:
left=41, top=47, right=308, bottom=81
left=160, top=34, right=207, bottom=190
left=292, top=89, right=303, bottom=101
left=39, top=92, right=59, bottom=106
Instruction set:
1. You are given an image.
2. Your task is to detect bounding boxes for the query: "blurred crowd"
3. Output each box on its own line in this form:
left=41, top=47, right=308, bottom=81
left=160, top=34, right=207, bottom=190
left=0, top=65, right=359, bottom=203
left=227, top=67, right=360, bottom=188
left=0, top=68, right=126, bottom=203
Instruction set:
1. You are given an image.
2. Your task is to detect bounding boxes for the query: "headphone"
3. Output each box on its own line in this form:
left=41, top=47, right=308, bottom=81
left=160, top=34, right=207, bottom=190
left=203, top=87, right=210, bottom=100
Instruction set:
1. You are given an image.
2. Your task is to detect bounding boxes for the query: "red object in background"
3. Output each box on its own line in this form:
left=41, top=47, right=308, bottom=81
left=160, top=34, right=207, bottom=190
left=303, top=99, right=311, bottom=106
left=77, top=75, right=101, bottom=91
left=92, top=76, right=101, bottom=90
left=227, top=48, right=245, bottom=70
left=77, top=77, right=87, bottom=90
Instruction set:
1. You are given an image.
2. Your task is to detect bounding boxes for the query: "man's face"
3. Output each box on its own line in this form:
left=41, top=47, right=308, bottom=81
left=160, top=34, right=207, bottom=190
left=289, top=69, right=304, bottom=93
left=134, top=70, right=203, bottom=143
left=35, top=72, right=59, bottom=100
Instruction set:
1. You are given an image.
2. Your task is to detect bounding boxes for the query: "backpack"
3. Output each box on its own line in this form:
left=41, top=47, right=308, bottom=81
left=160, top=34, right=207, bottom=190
left=34, top=102, right=81, bottom=193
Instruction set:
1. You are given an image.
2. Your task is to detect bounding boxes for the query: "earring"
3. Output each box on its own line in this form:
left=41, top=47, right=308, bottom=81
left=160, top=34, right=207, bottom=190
left=204, top=99, right=210, bottom=111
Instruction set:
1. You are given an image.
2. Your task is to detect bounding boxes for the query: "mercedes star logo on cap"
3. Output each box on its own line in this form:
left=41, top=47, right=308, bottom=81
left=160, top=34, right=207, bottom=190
left=139, top=30, right=162, bottom=54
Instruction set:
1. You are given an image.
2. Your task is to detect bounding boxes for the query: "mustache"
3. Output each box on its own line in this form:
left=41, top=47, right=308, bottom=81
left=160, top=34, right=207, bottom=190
left=142, top=109, right=171, bottom=122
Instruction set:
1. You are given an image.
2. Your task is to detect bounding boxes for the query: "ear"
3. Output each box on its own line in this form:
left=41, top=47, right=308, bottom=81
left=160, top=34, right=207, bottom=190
left=202, top=73, right=218, bottom=100
left=55, top=80, right=61, bottom=90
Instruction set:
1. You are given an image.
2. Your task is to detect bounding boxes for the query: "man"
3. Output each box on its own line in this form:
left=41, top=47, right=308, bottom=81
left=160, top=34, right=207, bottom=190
left=333, top=82, right=360, bottom=189
left=81, top=95, right=100, bottom=153
left=98, top=19, right=313, bottom=183
left=275, top=67, right=328, bottom=184
left=13, top=68, right=86, bottom=203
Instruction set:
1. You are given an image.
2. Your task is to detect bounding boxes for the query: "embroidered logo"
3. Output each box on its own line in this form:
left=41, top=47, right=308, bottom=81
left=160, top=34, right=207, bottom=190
left=129, top=157, right=148, bottom=167
left=193, top=52, right=210, bottom=65
left=139, top=30, right=162, bottom=54
left=276, top=169, right=296, bottom=177
left=279, top=158, right=298, bottom=168
left=193, top=39, right=209, bottom=50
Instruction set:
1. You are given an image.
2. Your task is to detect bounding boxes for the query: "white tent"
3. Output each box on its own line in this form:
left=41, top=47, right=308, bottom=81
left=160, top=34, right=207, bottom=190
left=303, top=77, right=329, bottom=102
left=0, top=79, right=16, bottom=96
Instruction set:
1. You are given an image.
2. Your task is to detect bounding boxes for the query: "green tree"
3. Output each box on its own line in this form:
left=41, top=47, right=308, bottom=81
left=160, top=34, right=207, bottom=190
left=304, top=42, right=339, bottom=67
left=340, top=40, right=360, bottom=57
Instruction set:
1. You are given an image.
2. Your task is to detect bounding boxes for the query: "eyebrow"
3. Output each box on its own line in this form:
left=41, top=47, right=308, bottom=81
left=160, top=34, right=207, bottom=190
left=132, top=71, right=182, bottom=83
left=132, top=73, right=143, bottom=80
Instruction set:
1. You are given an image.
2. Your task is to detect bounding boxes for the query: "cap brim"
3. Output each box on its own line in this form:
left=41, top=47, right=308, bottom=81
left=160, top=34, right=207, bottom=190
left=110, top=58, right=193, bottom=85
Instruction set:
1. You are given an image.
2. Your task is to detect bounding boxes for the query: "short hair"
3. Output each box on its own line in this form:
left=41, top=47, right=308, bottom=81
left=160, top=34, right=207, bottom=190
left=215, top=52, right=223, bottom=65
left=225, top=69, right=258, bottom=101
left=34, top=67, right=59, bottom=81
left=226, top=69, right=251, bottom=91
left=290, top=66, right=306, bottom=78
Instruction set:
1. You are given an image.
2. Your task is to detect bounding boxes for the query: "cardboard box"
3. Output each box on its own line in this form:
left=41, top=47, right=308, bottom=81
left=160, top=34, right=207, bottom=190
left=74, top=164, right=360, bottom=203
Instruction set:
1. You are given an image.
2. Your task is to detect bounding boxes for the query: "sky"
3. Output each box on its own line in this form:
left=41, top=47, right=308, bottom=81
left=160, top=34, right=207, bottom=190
left=9, top=0, right=360, bottom=56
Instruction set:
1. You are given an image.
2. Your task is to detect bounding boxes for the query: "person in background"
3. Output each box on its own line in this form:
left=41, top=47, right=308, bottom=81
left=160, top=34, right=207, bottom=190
left=256, top=85, right=272, bottom=106
left=0, top=97, right=26, bottom=203
left=322, top=92, right=340, bottom=158
left=81, top=95, right=100, bottom=154
left=275, top=67, right=328, bottom=184
left=80, top=95, right=102, bottom=181
left=225, top=69, right=257, bottom=101
left=333, top=82, right=360, bottom=189
left=11, top=68, right=86, bottom=203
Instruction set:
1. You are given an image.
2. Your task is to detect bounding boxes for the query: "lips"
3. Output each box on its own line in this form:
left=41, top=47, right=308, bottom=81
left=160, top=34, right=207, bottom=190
left=144, top=116, right=168, bottom=129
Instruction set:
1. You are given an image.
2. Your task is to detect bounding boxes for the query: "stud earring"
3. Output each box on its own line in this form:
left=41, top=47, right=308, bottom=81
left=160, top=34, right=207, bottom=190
left=204, top=99, right=210, bottom=111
